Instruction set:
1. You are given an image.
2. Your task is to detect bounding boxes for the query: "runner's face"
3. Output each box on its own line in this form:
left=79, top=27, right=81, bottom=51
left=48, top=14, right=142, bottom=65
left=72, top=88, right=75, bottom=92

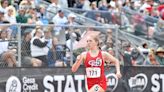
left=86, top=36, right=97, bottom=49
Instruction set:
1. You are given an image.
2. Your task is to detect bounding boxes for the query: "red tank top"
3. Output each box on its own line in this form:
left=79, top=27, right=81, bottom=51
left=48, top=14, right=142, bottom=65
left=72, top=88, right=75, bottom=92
left=84, top=50, right=107, bottom=90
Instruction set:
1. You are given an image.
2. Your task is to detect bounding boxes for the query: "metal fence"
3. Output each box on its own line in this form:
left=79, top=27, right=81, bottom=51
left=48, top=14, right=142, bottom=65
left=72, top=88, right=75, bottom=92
left=0, top=1, right=163, bottom=67
left=0, top=23, right=161, bottom=68
left=66, top=6, right=163, bottom=46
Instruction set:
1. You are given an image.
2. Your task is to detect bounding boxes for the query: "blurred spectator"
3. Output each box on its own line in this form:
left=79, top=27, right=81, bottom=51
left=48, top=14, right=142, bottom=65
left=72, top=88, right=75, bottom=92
left=67, top=13, right=77, bottom=25
left=132, top=14, right=147, bottom=36
left=37, top=5, right=49, bottom=25
left=83, top=0, right=91, bottom=10
left=131, top=48, right=145, bottom=65
left=16, top=7, right=28, bottom=23
left=74, top=28, right=82, bottom=41
left=98, top=0, right=112, bottom=23
left=148, top=48, right=159, bottom=65
left=43, top=28, right=52, bottom=48
left=52, top=10, right=68, bottom=35
left=156, top=17, right=164, bottom=31
left=99, top=0, right=108, bottom=11
left=122, top=42, right=133, bottom=66
left=4, top=6, right=17, bottom=38
left=48, top=37, right=66, bottom=67
left=46, top=0, right=61, bottom=20
left=68, top=0, right=76, bottom=7
left=0, top=30, right=16, bottom=67
left=138, top=42, right=149, bottom=55
left=74, top=0, right=90, bottom=10
left=85, top=1, right=98, bottom=20
left=58, top=0, right=68, bottom=8
left=155, top=47, right=164, bottom=65
left=26, top=7, right=39, bottom=24
left=30, top=27, right=49, bottom=67
left=101, top=29, right=113, bottom=50
left=0, top=0, right=9, bottom=13
left=21, top=29, right=42, bottom=67
left=66, top=32, right=78, bottom=50
left=4, top=6, right=16, bottom=24
left=140, top=0, right=153, bottom=12
left=95, top=12, right=105, bottom=23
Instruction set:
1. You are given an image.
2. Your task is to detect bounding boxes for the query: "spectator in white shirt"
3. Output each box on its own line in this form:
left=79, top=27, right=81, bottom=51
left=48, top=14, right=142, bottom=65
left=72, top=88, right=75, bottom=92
left=52, top=10, right=68, bottom=35
left=46, top=0, right=61, bottom=20
left=66, top=32, right=78, bottom=50
left=30, top=27, right=49, bottom=67
left=4, top=6, right=16, bottom=24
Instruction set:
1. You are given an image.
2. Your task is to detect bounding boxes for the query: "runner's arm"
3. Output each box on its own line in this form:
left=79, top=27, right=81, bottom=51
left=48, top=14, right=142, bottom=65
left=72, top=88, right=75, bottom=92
left=71, top=53, right=85, bottom=73
left=103, top=52, right=122, bottom=78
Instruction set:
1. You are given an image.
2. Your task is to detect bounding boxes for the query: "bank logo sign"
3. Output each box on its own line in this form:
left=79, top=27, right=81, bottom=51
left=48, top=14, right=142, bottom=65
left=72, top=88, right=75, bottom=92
left=106, top=73, right=118, bottom=92
left=128, top=73, right=148, bottom=91
left=6, top=76, right=21, bottom=92
left=6, top=76, right=39, bottom=92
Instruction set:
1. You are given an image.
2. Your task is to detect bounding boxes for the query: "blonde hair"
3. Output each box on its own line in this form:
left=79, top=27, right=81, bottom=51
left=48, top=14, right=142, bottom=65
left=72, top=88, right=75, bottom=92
left=6, top=5, right=16, bottom=16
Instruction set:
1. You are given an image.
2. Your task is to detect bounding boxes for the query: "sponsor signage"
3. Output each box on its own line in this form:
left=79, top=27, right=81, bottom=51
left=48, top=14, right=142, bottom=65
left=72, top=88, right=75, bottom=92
left=0, top=66, right=164, bottom=92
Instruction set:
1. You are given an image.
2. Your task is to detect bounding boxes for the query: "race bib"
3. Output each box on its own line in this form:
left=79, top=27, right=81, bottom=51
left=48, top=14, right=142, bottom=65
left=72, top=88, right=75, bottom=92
left=86, top=67, right=101, bottom=78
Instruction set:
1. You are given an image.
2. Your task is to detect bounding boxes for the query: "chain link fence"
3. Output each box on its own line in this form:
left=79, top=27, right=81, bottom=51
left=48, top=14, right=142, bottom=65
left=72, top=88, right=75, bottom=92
left=0, top=23, right=161, bottom=68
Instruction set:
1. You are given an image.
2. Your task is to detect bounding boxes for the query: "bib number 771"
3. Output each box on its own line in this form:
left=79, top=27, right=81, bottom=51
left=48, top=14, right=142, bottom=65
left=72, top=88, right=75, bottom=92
left=86, top=68, right=101, bottom=78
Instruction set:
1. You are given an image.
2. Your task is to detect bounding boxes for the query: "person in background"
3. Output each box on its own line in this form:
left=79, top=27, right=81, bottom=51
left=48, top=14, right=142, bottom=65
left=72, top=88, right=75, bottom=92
left=16, top=6, right=28, bottom=23
left=4, top=5, right=16, bottom=24
left=0, top=0, right=9, bottom=12
left=48, top=37, right=66, bottom=67
left=30, top=27, right=49, bottom=67
left=0, top=30, right=16, bottom=67
left=155, top=47, right=164, bottom=65
left=46, top=0, right=61, bottom=20
left=66, top=32, right=78, bottom=50
left=37, top=5, right=49, bottom=25
left=21, top=30, right=42, bottom=67
left=52, top=9, right=68, bottom=35
left=148, top=48, right=159, bottom=65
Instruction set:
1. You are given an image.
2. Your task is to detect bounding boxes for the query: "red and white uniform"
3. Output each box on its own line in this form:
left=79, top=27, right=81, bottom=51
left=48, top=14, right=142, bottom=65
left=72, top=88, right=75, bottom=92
left=84, top=51, right=107, bottom=90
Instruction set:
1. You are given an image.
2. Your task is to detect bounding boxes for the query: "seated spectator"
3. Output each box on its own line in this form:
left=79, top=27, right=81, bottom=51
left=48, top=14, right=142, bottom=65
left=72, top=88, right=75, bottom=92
left=148, top=48, right=159, bottom=65
left=52, top=9, right=68, bottom=35
left=74, top=0, right=85, bottom=9
left=30, top=27, right=49, bottom=67
left=21, top=30, right=42, bottom=67
left=37, top=5, right=49, bottom=25
left=0, top=0, right=9, bottom=13
left=85, top=1, right=98, bottom=20
left=0, top=30, right=16, bottom=67
left=26, top=7, right=38, bottom=24
left=46, top=0, right=61, bottom=20
left=4, top=6, right=17, bottom=39
left=4, top=6, right=16, bottom=24
left=48, top=37, right=66, bottom=67
left=43, top=28, right=53, bottom=48
left=155, top=47, right=164, bottom=65
left=122, top=42, right=133, bottom=66
left=66, top=32, right=78, bottom=50
left=16, top=6, right=28, bottom=23
left=137, top=42, right=149, bottom=56
left=67, top=13, right=77, bottom=25
left=131, top=48, right=145, bottom=65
